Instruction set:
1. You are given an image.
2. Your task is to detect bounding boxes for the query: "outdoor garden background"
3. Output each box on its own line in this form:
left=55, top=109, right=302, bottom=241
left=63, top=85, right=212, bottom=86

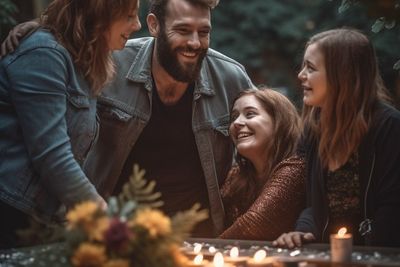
left=1, top=0, right=399, bottom=107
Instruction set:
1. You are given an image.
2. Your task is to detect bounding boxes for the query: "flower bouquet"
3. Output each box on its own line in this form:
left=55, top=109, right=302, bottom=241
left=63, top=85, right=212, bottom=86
left=65, top=164, right=208, bottom=267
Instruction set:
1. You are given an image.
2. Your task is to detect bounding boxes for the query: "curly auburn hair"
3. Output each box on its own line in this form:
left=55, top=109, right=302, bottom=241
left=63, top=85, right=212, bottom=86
left=41, top=0, right=139, bottom=94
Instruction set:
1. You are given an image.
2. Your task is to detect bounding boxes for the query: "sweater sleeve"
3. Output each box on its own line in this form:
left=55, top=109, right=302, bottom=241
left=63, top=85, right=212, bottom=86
left=369, top=109, right=400, bottom=247
left=219, top=156, right=306, bottom=241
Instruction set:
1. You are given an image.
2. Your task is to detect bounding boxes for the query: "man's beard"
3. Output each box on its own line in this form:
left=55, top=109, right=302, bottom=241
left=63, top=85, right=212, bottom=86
left=156, top=28, right=208, bottom=83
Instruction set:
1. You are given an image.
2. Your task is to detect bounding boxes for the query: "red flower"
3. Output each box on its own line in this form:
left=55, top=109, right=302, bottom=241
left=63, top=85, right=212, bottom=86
left=104, top=218, right=133, bottom=253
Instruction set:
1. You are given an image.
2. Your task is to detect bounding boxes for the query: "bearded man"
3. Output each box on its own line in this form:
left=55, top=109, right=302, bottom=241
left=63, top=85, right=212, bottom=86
left=0, top=0, right=253, bottom=237
left=85, top=0, right=253, bottom=238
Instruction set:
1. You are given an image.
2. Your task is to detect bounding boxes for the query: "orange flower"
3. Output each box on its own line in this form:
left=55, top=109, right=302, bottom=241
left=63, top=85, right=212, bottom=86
left=88, top=216, right=110, bottom=242
left=130, top=209, right=171, bottom=238
left=103, top=259, right=130, bottom=267
left=67, top=201, right=100, bottom=230
left=71, top=243, right=107, bottom=267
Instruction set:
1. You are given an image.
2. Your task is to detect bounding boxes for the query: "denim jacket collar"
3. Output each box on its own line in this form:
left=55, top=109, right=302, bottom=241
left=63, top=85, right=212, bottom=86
left=125, top=38, right=214, bottom=97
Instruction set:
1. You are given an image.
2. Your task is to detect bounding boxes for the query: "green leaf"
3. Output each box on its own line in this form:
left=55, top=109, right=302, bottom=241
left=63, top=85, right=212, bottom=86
left=107, top=196, right=119, bottom=217
left=170, top=203, right=208, bottom=241
left=394, top=59, right=400, bottom=70
left=118, top=164, right=164, bottom=210
left=372, top=17, right=386, bottom=33
left=338, top=0, right=355, bottom=13
left=385, top=20, right=396, bottom=29
left=120, top=200, right=137, bottom=219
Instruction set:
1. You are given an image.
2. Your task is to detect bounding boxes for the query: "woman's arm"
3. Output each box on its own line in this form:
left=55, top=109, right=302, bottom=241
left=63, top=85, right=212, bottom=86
left=6, top=46, right=102, bottom=207
left=219, top=156, right=306, bottom=240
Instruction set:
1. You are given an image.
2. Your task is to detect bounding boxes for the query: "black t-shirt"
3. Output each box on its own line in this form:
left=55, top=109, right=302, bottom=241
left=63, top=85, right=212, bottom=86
left=116, top=83, right=213, bottom=237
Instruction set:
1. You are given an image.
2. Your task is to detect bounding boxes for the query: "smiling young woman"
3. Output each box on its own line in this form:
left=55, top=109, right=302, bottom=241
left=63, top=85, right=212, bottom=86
left=274, top=28, right=400, bottom=249
left=220, top=87, right=306, bottom=241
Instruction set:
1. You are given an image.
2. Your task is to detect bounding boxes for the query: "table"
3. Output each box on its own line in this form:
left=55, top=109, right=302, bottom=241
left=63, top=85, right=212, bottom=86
left=1, top=239, right=399, bottom=267
left=183, top=238, right=400, bottom=267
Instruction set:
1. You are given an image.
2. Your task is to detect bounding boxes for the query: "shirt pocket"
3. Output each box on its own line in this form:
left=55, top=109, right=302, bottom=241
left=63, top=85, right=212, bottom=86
left=66, top=93, right=96, bottom=164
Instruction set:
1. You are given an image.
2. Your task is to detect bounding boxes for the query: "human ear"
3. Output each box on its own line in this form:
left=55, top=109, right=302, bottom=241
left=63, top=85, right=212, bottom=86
left=147, top=13, right=160, bottom=37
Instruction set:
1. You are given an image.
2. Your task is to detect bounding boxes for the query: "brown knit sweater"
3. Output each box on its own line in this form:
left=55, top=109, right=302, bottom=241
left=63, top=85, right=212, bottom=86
left=220, top=156, right=306, bottom=241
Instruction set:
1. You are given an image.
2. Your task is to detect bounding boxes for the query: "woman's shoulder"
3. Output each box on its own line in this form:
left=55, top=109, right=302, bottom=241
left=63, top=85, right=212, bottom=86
left=13, top=29, right=69, bottom=59
left=275, top=155, right=306, bottom=170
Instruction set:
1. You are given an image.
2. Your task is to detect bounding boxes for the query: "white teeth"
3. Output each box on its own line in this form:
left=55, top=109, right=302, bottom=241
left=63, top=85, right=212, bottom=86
left=182, top=52, right=196, bottom=57
left=238, top=133, right=251, bottom=139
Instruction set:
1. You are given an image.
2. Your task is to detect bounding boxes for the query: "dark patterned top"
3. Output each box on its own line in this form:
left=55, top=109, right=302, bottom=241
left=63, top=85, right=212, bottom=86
left=326, top=152, right=363, bottom=244
left=326, top=152, right=361, bottom=220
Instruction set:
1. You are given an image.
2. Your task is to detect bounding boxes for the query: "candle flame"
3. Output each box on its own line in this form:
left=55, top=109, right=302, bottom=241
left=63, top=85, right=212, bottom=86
left=213, top=252, right=224, bottom=267
left=194, top=254, right=203, bottom=264
left=253, top=249, right=267, bottom=262
left=194, top=244, right=202, bottom=253
left=209, top=246, right=216, bottom=253
left=338, top=227, right=347, bottom=237
left=230, top=247, right=239, bottom=258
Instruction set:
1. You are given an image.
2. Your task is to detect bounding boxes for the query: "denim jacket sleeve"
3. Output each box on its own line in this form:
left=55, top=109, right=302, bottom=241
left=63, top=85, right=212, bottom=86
left=5, top=47, right=99, bottom=206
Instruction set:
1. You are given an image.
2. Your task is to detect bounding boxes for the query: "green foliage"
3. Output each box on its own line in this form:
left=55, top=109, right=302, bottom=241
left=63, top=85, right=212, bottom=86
left=170, top=203, right=209, bottom=242
left=118, top=164, right=164, bottom=211
left=335, top=0, right=400, bottom=72
left=0, top=0, right=18, bottom=40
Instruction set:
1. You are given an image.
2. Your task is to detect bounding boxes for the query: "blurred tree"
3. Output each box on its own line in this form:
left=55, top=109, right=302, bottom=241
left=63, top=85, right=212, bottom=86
left=0, top=0, right=18, bottom=40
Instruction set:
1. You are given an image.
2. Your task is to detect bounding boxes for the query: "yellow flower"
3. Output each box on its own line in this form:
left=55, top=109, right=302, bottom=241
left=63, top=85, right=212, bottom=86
left=130, top=209, right=171, bottom=238
left=88, top=216, right=110, bottom=242
left=67, top=201, right=100, bottom=229
left=103, top=259, right=130, bottom=267
left=71, top=243, right=107, bottom=267
left=169, top=244, right=189, bottom=267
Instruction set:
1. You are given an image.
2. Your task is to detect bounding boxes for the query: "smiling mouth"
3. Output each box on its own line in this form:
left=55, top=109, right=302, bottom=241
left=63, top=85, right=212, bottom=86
left=237, top=132, right=252, bottom=139
left=121, top=34, right=129, bottom=42
left=180, top=51, right=198, bottom=58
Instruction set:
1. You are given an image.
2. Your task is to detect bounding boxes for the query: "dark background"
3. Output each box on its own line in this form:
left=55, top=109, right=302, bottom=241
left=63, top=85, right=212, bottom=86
left=1, top=0, right=399, bottom=107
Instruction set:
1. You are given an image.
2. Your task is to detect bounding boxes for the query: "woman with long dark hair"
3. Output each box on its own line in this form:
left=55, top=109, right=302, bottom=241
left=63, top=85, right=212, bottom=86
left=220, top=88, right=305, bottom=240
left=274, top=28, right=400, bottom=248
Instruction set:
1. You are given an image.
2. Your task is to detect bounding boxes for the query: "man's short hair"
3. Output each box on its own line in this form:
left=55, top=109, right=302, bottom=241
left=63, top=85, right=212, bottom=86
left=149, top=0, right=219, bottom=28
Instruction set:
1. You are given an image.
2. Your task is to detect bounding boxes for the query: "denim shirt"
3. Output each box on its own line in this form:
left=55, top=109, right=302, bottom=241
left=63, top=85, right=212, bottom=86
left=84, top=37, right=253, bottom=234
left=0, top=29, right=100, bottom=223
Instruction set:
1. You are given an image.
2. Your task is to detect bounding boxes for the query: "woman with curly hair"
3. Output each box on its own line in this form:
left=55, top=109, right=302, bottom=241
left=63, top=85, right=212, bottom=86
left=0, top=0, right=141, bottom=248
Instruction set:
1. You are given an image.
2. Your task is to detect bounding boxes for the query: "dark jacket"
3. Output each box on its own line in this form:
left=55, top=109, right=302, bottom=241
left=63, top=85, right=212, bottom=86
left=296, top=103, right=400, bottom=247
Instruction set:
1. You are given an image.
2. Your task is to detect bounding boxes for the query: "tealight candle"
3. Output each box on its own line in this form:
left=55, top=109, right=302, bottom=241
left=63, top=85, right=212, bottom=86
left=184, top=244, right=204, bottom=260
left=330, top=227, right=353, bottom=262
left=186, top=254, right=209, bottom=267
left=224, top=247, right=247, bottom=267
left=207, top=252, right=235, bottom=267
left=202, top=246, right=218, bottom=261
left=246, top=250, right=274, bottom=267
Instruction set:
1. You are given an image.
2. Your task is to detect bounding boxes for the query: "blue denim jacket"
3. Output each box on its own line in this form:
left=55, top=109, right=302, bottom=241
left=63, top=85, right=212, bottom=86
left=0, top=29, right=100, bottom=223
left=84, top=37, right=253, bottom=234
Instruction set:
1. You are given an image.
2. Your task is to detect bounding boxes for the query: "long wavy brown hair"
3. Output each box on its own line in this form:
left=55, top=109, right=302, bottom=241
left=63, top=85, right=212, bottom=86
left=224, top=88, right=301, bottom=209
left=302, top=28, right=390, bottom=168
left=41, top=0, right=138, bottom=94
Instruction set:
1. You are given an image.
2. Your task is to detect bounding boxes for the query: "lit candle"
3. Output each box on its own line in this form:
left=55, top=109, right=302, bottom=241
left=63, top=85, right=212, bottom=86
left=224, top=247, right=247, bottom=267
left=186, top=254, right=209, bottom=267
left=184, top=244, right=204, bottom=259
left=207, top=252, right=234, bottom=267
left=202, top=246, right=217, bottom=261
left=330, top=227, right=353, bottom=262
left=246, top=250, right=274, bottom=267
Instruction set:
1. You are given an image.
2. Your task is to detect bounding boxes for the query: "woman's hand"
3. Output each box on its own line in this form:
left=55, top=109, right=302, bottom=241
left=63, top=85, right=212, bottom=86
left=1, top=20, right=40, bottom=58
left=272, top=231, right=315, bottom=248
